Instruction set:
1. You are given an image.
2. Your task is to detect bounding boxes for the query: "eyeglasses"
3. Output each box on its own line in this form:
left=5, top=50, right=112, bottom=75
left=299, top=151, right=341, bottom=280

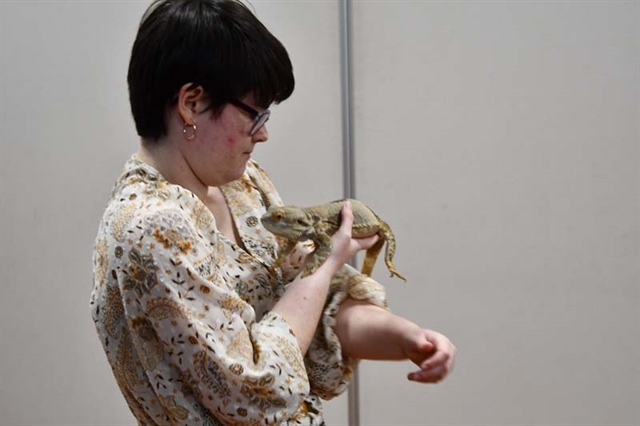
left=229, top=99, right=270, bottom=136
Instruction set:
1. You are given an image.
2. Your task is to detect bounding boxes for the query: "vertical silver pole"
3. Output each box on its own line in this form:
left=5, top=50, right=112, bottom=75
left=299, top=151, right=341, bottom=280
left=341, top=0, right=355, bottom=200
left=340, top=1, right=360, bottom=426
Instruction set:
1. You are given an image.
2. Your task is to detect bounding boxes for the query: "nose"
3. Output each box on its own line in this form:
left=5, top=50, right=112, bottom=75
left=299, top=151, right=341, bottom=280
left=253, top=125, right=268, bottom=143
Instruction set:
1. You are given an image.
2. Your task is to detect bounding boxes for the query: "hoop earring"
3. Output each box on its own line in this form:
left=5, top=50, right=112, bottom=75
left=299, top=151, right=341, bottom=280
left=183, top=122, right=196, bottom=141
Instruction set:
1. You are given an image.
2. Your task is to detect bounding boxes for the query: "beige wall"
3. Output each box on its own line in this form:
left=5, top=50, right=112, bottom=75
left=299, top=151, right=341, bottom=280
left=1, top=1, right=638, bottom=425
left=352, top=1, right=639, bottom=425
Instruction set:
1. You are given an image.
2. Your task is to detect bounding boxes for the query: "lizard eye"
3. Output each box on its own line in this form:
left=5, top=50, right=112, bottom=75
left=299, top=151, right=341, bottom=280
left=274, top=211, right=284, bottom=220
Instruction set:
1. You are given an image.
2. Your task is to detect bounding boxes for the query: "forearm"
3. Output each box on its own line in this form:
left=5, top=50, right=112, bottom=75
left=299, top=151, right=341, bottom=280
left=271, top=258, right=340, bottom=355
left=335, top=298, right=420, bottom=360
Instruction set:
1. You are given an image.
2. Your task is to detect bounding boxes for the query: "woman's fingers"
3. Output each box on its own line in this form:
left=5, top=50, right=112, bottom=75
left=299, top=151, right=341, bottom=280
left=408, top=364, right=450, bottom=383
left=406, top=329, right=456, bottom=384
left=339, top=201, right=354, bottom=233
left=358, top=234, right=379, bottom=249
left=419, top=348, right=450, bottom=371
left=340, top=201, right=379, bottom=249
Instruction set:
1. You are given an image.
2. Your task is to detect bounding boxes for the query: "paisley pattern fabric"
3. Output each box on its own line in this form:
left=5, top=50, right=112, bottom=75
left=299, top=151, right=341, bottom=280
left=91, top=155, right=387, bottom=425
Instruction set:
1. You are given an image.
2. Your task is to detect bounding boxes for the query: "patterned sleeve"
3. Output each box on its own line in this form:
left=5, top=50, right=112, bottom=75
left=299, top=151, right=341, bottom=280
left=118, top=207, right=310, bottom=423
left=248, top=161, right=389, bottom=400
left=305, top=264, right=388, bottom=400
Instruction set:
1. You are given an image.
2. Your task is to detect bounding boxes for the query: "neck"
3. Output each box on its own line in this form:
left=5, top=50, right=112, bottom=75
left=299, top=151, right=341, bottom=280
left=138, top=137, right=214, bottom=203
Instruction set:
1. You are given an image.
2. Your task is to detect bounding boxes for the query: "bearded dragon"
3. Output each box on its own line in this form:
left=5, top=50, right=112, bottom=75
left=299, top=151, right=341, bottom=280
left=260, top=199, right=406, bottom=281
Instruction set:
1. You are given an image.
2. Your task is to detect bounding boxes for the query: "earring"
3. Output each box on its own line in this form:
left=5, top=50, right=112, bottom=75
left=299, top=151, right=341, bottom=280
left=183, top=122, right=196, bottom=141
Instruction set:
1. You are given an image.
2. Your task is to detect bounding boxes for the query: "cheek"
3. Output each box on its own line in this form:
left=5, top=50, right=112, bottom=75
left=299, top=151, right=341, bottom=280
left=224, top=135, right=239, bottom=147
left=218, top=115, right=242, bottom=148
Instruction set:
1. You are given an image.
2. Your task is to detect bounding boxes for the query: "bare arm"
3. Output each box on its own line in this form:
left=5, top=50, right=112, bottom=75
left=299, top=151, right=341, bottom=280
left=272, top=202, right=379, bottom=355
left=335, top=298, right=456, bottom=383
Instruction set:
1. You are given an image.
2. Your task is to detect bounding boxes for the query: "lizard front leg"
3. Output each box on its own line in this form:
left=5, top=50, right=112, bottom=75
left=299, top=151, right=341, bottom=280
left=301, top=232, right=333, bottom=278
left=275, top=238, right=297, bottom=267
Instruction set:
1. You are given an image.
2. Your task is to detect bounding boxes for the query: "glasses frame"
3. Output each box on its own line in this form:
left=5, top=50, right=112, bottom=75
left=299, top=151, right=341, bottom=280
left=229, top=99, right=270, bottom=136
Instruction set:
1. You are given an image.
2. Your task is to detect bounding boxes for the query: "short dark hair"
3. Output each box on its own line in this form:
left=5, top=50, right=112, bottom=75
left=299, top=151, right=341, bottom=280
left=128, top=0, right=295, bottom=140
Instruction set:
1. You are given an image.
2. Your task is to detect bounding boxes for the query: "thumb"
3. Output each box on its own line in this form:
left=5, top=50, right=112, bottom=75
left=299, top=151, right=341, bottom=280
left=417, top=339, right=436, bottom=354
left=407, top=337, right=435, bottom=366
left=339, top=201, right=354, bottom=231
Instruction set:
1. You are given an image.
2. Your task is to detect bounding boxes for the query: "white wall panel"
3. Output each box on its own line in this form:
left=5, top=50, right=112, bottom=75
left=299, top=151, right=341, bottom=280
left=252, top=0, right=346, bottom=207
left=351, top=2, right=638, bottom=425
left=0, top=1, right=347, bottom=424
left=1, top=2, right=149, bottom=425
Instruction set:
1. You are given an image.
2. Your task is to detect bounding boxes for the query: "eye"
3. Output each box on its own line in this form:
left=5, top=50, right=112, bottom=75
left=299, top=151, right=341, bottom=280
left=274, top=211, right=284, bottom=220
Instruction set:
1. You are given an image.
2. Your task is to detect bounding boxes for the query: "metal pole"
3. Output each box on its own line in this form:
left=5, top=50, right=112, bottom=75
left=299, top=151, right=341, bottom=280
left=340, top=1, right=360, bottom=425
left=341, top=0, right=355, bottom=200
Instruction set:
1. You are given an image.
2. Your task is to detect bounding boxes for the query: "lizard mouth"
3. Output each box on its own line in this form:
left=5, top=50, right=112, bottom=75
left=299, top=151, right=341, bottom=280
left=261, top=217, right=303, bottom=238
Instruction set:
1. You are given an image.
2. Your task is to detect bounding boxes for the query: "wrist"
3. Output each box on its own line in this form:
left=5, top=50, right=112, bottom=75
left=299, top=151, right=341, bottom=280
left=395, top=318, right=424, bottom=359
left=316, top=255, right=344, bottom=278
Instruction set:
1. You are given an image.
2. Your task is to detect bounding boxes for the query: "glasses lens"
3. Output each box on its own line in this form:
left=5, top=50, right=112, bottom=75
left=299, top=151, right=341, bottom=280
left=250, top=111, right=270, bottom=135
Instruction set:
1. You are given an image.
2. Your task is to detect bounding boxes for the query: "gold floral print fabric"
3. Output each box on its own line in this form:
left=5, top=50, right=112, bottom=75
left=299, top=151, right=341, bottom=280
left=90, top=156, right=387, bottom=425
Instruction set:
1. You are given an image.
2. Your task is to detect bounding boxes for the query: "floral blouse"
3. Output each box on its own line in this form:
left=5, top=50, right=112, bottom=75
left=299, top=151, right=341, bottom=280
left=90, top=155, right=387, bottom=425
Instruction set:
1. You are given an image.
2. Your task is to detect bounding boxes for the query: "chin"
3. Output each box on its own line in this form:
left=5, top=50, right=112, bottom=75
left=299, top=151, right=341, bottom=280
left=206, top=165, right=247, bottom=187
left=229, top=163, right=248, bottom=183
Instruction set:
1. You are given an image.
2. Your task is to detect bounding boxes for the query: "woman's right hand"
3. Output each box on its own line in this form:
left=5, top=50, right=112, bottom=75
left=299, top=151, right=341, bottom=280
left=273, top=201, right=379, bottom=355
left=322, top=201, right=379, bottom=275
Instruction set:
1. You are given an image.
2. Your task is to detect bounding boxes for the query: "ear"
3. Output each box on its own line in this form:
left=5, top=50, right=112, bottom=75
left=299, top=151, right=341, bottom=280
left=176, top=83, right=209, bottom=125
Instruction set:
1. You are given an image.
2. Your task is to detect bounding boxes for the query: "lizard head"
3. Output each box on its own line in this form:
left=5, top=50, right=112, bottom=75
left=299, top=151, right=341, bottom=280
left=260, top=206, right=315, bottom=239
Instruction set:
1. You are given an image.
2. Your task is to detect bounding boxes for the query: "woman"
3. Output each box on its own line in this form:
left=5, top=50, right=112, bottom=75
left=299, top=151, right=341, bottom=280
left=90, top=0, right=456, bottom=424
